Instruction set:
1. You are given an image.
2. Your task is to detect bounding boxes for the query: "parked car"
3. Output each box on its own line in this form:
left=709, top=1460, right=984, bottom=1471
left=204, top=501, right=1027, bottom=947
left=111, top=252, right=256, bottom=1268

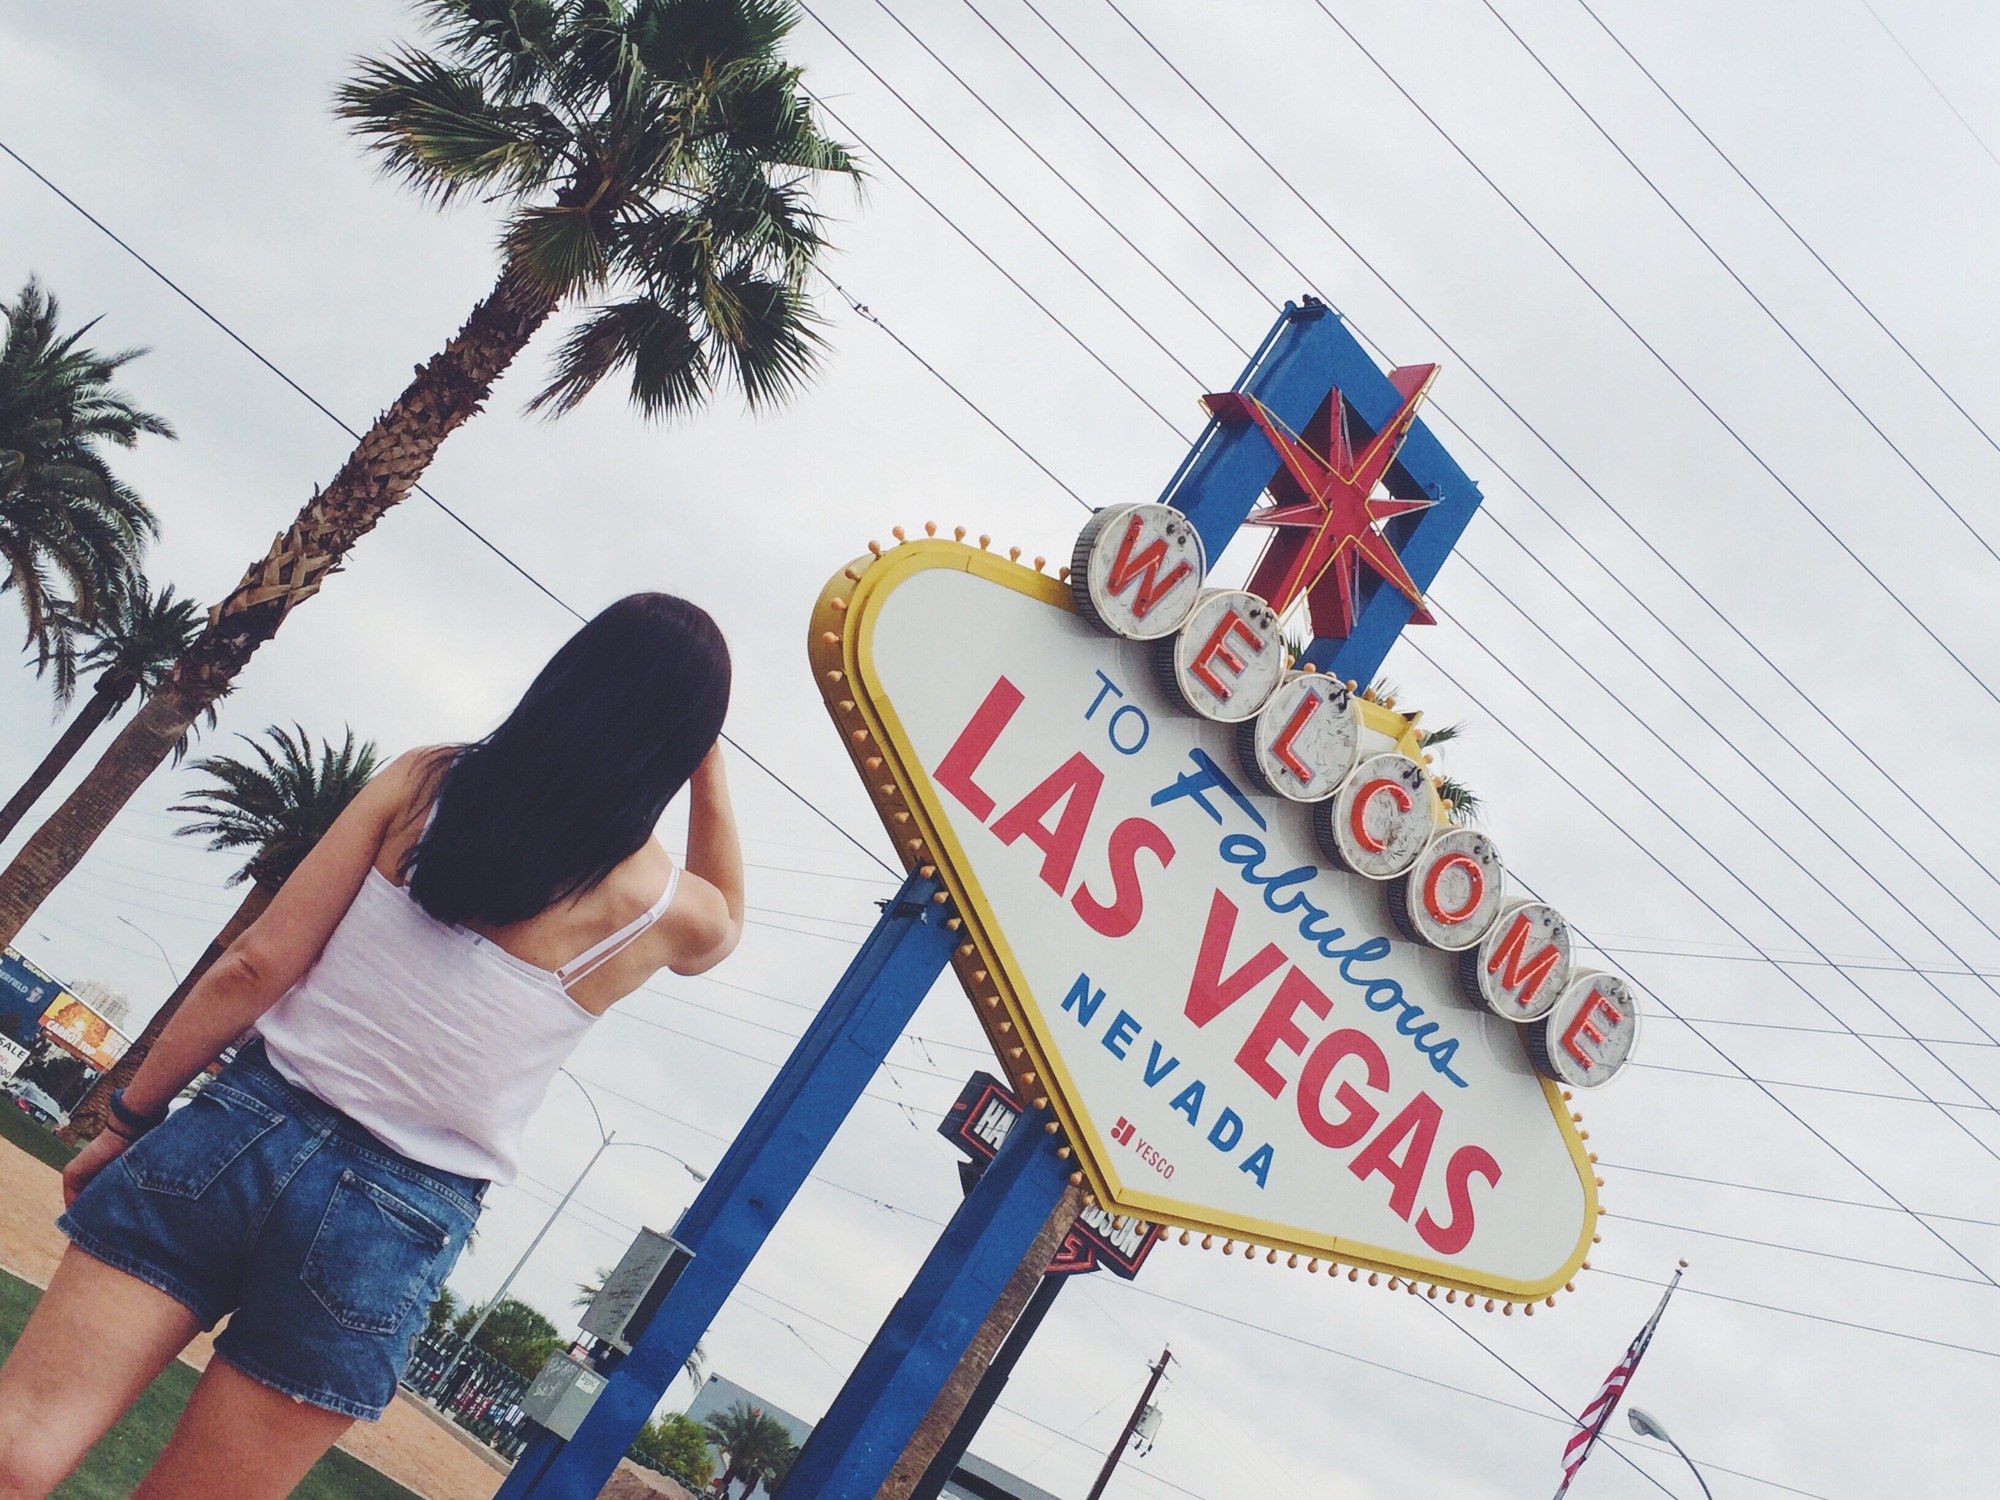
left=3, top=1078, right=69, bottom=1128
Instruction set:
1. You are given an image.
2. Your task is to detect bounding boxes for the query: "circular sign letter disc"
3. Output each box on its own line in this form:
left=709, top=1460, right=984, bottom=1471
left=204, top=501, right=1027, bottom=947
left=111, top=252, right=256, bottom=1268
left=1458, top=901, right=1571, bottom=1021
left=1070, top=503, right=1206, bottom=640
left=1158, top=590, right=1284, bottom=722
left=1239, top=673, right=1359, bottom=801
left=1530, top=972, right=1638, bottom=1088
left=1393, top=828, right=1505, bottom=951
left=1315, top=753, right=1433, bottom=879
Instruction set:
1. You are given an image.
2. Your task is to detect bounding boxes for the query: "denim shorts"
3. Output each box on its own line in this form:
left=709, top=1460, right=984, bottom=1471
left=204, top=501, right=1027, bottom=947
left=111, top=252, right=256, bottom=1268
left=59, top=1041, right=483, bottom=1420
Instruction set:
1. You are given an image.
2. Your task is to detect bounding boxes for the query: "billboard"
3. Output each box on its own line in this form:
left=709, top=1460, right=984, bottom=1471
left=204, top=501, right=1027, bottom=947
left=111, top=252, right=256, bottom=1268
left=813, top=539, right=1627, bottom=1302
left=40, top=993, right=132, bottom=1072
left=0, top=946, right=62, bottom=1047
left=0, top=1035, right=27, bottom=1081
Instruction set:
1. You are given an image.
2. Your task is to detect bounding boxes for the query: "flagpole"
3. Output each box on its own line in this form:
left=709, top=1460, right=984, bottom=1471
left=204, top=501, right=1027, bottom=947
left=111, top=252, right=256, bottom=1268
left=1553, top=1263, right=1686, bottom=1498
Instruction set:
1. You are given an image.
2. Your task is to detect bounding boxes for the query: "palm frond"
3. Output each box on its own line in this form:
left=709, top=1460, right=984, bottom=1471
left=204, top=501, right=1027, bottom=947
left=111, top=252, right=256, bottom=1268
left=701, top=265, right=823, bottom=410
left=1420, top=721, right=1464, bottom=748
left=171, top=724, right=380, bottom=887
left=505, top=203, right=613, bottom=294
left=530, top=298, right=710, bottom=418
left=0, top=277, right=167, bottom=661
left=341, top=0, right=858, bottom=421
left=336, top=49, right=570, bottom=205
left=1433, top=774, right=1481, bottom=825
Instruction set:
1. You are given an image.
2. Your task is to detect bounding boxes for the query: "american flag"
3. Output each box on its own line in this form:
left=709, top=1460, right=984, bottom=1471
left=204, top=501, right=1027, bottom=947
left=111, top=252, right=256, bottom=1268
left=1554, top=1268, right=1683, bottom=1497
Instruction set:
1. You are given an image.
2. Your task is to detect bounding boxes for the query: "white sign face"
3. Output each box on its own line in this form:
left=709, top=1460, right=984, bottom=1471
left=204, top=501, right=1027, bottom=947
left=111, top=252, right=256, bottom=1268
left=1241, top=673, right=1359, bottom=802
left=844, top=552, right=1595, bottom=1298
left=0, top=1035, right=26, bottom=1081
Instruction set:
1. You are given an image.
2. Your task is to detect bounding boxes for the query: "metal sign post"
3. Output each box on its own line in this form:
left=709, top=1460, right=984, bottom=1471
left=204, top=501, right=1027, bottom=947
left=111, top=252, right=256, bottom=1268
left=775, top=1100, right=1073, bottom=1500
left=496, top=868, right=958, bottom=1498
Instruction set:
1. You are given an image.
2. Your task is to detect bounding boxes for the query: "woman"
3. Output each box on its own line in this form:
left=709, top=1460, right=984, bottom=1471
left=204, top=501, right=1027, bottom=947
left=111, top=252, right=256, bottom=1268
left=0, top=593, right=743, bottom=1499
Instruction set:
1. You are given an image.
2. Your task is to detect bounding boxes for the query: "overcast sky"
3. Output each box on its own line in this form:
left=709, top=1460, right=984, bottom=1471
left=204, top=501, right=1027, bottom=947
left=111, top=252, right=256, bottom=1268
left=4, top=1, right=1999, bottom=1496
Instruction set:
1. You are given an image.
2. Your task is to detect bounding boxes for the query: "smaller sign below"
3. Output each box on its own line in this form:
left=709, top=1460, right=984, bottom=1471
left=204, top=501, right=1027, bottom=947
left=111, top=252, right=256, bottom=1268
left=0, top=1035, right=28, bottom=1081
left=940, top=1072, right=1163, bottom=1280
left=39, top=993, right=131, bottom=1073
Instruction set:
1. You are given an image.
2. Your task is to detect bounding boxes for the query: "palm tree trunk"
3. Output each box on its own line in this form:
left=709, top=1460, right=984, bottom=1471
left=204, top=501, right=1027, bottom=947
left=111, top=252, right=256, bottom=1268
left=0, top=686, right=126, bottom=845
left=0, top=264, right=559, bottom=950
left=870, top=1183, right=1081, bottom=1500
left=59, top=879, right=275, bottom=1145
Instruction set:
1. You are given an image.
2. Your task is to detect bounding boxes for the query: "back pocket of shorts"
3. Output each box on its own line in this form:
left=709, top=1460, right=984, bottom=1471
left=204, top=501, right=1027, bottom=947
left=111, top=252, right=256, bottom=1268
left=301, top=1170, right=450, bottom=1335
left=122, top=1081, right=284, bottom=1199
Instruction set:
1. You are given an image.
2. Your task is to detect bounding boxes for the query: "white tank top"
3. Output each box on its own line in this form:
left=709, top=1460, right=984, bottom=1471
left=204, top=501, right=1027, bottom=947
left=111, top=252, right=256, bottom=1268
left=255, top=864, right=678, bottom=1184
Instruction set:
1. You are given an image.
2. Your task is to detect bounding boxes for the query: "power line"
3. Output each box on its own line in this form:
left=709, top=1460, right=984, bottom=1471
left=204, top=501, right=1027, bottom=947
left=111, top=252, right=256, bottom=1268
left=1424, top=591, right=2000, bottom=1137
left=1050, top=0, right=2000, bottom=940
left=1475, top=0, right=2000, bottom=568
left=1434, top=569, right=2000, bottom=1063
left=861, top=0, right=1248, bottom=358
left=1295, top=0, right=2000, bottom=708
left=1574, top=0, right=2000, bottom=464
left=1604, top=1208, right=1997, bottom=1288
left=1855, top=0, right=2000, bottom=172
left=818, top=272, right=1090, bottom=511
left=0, top=134, right=904, bottom=881
left=1412, top=645, right=2000, bottom=1286
left=804, top=89, right=1187, bottom=439
left=1599, top=1161, right=2000, bottom=1232
left=1591, top=1266, right=2000, bottom=1360
left=798, top=1, right=1210, bottom=399
left=1628, top=1059, right=1995, bottom=1110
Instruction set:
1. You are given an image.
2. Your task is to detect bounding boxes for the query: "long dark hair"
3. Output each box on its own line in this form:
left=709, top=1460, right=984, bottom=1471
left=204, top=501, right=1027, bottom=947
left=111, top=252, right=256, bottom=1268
left=406, top=593, right=730, bottom=926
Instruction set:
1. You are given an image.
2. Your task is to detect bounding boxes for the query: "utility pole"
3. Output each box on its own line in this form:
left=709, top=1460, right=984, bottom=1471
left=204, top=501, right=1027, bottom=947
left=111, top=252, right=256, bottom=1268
left=1084, top=1347, right=1170, bottom=1500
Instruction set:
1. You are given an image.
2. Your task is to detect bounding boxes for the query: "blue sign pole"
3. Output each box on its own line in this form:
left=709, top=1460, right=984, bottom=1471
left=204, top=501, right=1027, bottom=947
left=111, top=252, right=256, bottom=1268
left=774, top=1102, right=1073, bottom=1500
left=497, top=867, right=958, bottom=1498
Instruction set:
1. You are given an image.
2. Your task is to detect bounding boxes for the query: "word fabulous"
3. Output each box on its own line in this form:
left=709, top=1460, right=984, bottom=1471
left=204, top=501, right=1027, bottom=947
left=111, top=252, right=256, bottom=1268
left=1070, top=502, right=1637, bottom=1091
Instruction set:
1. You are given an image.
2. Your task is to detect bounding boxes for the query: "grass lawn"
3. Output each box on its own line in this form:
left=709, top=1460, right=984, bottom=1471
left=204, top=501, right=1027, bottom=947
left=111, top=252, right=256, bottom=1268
left=0, top=1101, right=79, bottom=1170
left=0, top=1270, right=422, bottom=1499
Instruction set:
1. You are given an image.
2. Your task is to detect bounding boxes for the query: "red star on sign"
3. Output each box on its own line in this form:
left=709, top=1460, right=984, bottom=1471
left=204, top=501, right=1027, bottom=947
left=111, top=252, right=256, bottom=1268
left=1203, top=364, right=1439, bottom=641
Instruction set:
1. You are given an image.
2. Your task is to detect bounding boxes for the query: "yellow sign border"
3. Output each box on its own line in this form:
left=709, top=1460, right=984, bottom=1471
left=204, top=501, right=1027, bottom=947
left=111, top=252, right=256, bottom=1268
left=809, top=538, right=1599, bottom=1301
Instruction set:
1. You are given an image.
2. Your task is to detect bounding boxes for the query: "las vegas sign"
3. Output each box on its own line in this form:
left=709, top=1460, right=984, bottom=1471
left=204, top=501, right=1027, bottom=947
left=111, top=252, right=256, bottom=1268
left=810, top=375, right=1636, bottom=1305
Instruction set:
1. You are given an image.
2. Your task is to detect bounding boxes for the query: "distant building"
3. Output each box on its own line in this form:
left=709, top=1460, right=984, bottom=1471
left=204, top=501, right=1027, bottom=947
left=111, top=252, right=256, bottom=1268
left=682, top=1373, right=1058, bottom=1500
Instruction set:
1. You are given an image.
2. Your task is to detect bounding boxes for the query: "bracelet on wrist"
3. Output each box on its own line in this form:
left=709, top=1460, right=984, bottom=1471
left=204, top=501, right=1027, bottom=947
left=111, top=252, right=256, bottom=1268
left=108, top=1088, right=169, bottom=1137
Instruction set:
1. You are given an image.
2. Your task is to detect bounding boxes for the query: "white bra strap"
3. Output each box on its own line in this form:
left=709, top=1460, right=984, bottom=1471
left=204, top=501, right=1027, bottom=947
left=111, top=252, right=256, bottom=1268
left=556, top=866, right=680, bottom=989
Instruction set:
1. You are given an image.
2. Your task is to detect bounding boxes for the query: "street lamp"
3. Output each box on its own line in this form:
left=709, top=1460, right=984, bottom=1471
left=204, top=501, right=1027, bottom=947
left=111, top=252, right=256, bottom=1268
left=1627, top=1407, right=1713, bottom=1500
left=434, top=1070, right=705, bottom=1387
left=117, top=916, right=179, bottom=984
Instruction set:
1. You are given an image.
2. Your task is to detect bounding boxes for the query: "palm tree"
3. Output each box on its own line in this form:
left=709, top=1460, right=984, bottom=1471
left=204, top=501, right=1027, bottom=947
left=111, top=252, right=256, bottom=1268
left=703, top=1401, right=797, bottom=1499
left=0, top=0, right=857, bottom=947
left=0, top=277, right=169, bottom=657
left=0, top=581, right=203, bottom=845
left=59, top=725, right=379, bottom=1144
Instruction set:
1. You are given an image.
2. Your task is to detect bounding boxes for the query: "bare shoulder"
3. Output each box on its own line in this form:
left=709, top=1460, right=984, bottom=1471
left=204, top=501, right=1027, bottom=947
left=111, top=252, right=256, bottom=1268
left=366, top=746, right=459, bottom=874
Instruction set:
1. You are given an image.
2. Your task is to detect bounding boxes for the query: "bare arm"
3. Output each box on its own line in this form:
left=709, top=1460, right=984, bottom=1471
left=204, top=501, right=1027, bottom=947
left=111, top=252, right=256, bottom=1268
left=116, top=756, right=419, bottom=1118
left=668, top=743, right=744, bottom=975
